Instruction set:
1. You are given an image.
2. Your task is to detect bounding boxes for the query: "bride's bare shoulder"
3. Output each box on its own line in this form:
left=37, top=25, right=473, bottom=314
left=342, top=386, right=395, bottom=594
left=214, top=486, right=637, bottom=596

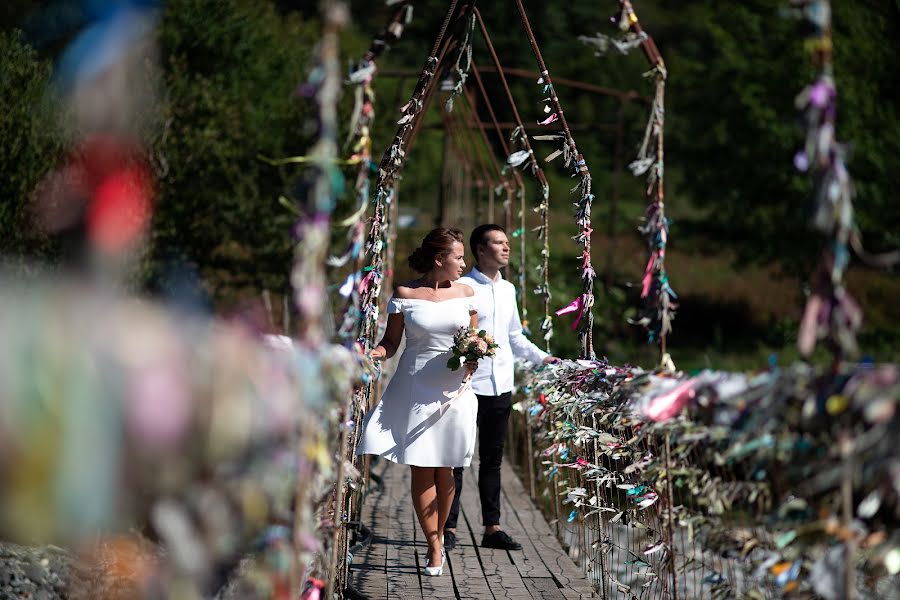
left=394, top=282, right=419, bottom=299
left=457, top=283, right=475, bottom=297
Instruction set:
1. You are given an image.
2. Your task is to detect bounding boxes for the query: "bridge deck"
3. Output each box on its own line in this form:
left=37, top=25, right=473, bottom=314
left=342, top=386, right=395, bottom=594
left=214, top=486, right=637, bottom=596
left=348, top=456, right=597, bottom=599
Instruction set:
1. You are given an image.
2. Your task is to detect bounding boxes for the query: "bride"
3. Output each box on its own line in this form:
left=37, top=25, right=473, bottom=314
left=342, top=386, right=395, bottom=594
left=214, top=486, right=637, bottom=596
left=357, top=227, right=479, bottom=577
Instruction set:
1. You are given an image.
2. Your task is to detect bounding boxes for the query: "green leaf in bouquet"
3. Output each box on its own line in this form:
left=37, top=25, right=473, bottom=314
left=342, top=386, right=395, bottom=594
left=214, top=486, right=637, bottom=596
left=447, top=356, right=461, bottom=371
left=478, top=330, right=487, bottom=338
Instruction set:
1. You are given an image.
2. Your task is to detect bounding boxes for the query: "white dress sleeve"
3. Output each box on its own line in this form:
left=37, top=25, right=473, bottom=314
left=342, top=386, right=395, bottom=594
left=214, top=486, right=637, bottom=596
left=387, top=297, right=404, bottom=314
left=467, top=301, right=477, bottom=313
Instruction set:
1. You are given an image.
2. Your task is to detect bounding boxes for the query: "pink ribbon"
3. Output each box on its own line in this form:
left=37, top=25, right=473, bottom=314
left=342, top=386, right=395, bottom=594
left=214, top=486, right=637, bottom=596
left=797, top=293, right=824, bottom=356
left=537, top=113, right=559, bottom=126
left=641, top=251, right=657, bottom=298
left=555, top=295, right=585, bottom=331
left=357, top=270, right=376, bottom=293
left=644, top=379, right=697, bottom=422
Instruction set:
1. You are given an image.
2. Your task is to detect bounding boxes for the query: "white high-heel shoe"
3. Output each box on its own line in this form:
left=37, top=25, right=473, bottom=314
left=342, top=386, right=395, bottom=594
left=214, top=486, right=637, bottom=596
left=423, top=548, right=446, bottom=576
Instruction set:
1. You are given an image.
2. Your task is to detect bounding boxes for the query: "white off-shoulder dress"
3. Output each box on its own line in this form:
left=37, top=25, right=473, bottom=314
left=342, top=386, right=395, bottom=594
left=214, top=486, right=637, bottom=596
left=357, top=296, right=478, bottom=467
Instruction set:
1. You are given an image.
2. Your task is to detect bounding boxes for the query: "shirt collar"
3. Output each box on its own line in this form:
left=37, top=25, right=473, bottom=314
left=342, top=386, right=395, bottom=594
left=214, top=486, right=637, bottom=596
left=468, top=266, right=504, bottom=284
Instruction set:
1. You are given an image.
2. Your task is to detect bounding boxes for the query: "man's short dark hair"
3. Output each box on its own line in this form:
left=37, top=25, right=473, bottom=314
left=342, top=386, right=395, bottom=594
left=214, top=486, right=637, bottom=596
left=470, top=224, right=507, bottom=258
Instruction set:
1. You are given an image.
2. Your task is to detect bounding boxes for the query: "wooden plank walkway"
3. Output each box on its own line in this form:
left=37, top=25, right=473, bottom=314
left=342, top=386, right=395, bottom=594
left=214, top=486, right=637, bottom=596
left=348, top=456, right=596, bottom=599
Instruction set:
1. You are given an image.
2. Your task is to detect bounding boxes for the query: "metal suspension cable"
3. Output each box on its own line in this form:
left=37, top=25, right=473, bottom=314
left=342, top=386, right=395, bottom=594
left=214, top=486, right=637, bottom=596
left=442, top=96, right=496, bottom=206
left=296, top=4, right=348, bottom=597
left=451, top=86, right=508, bottom=226
left=473, top=9, right=548, bottom=192
left=470, top=61, right=526, bottom=191
left=474, top=7, right=554, bottom=351
left=449, top=82, right=500, bottom=196
left=459, top=87, right=507, bottom=186
left=458, top=85, right=509, bottom=198
left=358, top=0, right=463, bottom=353
left=460, top=86, right=508, bottom=221
left=406, top=39, right=457, bottom=156
left=349, top=10, right=465, bottom=594
left=469, top=61, right=529, bottom=321
left=467, top=63, right=520, bottom=226
left=441, top=111, right=487, bottom=230
left=406, top=0, right=478, bottom=157
left=512, top=0, right=596, bottom=358
left=430, top=0, right=461, bottom=58
left=361, top=1, right=412, bottom=63
left=573, top=1, right=678, bottom=370
left=373, top=0, right=460, bottom=187
left=335, top=4, right=418, bottom=597
left=441, top=109, right=488, bottom=192
left=472, top=59, right=528, bottom=314
left=335, top=1, right=416, bottom=346
left=512, top=0, right=581, bottom=160
left=610, top=1, right=675, bottom=369
left=472, top=65, right=647, bottom=103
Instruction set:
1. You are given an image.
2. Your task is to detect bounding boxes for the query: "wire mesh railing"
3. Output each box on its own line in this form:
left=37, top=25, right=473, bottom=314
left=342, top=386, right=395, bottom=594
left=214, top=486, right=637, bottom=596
left=508, top=359, right=900, bottom=599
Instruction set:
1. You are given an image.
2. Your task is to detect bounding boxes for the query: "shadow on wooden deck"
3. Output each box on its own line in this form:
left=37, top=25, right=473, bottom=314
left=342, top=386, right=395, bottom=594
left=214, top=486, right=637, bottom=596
left=348, top=456, right=597, bottom=599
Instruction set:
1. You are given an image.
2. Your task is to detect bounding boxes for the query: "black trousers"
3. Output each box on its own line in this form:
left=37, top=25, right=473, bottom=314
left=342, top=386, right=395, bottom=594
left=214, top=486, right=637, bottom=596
left=446, top=391, right=512, bottom=529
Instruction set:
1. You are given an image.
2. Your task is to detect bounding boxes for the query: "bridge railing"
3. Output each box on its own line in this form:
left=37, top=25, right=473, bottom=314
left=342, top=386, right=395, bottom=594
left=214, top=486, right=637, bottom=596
left=0, top=279, right=360, bottom=599
left=508, top=358, right=900, bottom=599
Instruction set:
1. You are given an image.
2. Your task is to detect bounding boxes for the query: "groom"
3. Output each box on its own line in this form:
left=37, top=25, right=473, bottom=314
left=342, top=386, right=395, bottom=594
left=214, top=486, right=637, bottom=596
left=444, top=224, right=559, bottom=551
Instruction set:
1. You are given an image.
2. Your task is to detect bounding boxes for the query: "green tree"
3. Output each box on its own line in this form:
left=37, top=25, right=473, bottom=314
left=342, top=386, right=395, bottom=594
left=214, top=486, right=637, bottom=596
left=148, top=0, right=322, bottom=305
left=0, top=29, right=65, bottom=263
left=660, top=0, right=900, bottom=269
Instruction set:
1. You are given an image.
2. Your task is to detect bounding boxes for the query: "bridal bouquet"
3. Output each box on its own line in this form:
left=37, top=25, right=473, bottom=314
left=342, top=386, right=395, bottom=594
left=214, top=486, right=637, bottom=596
left=447, top=326, right=499, bottom=371
left=444, top=327, right=498, bottom=402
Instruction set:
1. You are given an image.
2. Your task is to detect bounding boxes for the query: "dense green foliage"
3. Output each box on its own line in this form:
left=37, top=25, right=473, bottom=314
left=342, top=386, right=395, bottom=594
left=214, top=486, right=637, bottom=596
left=1, top=0, right=897, bottom=365
left=1, top=0, right=327, bottom=303
left=148, top=0, right=320, bottom=302
left=663, top=1, right=900, bottom=266
left=0, top=29, right=64, bottom=262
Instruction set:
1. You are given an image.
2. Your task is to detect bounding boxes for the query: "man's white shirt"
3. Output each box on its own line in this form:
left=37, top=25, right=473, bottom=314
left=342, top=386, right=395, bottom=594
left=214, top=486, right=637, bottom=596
left=458, top=267, right=548, bottom=396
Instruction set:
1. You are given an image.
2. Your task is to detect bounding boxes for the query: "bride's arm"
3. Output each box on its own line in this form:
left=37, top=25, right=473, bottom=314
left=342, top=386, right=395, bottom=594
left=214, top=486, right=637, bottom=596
left=371, top=313, right=404, bottom=361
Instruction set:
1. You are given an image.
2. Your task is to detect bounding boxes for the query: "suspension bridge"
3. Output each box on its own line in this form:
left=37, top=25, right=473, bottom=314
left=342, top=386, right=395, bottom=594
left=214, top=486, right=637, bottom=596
left=0, top=1, right=897, bottom=600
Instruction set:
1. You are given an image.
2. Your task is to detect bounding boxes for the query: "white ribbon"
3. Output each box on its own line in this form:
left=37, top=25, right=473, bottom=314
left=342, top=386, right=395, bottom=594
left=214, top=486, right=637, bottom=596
left=441, top=372, right=473, bottom=414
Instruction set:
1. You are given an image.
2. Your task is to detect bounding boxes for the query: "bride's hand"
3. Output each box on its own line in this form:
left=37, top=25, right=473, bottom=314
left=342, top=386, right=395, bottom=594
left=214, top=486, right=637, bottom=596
left=464, top=360, right=478, bottom=376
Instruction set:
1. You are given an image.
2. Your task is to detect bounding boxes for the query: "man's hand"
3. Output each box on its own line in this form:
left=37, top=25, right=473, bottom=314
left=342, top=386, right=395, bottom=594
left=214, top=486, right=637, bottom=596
left=542, top=356, right=561, bottom=365
left=370, top=346, right=387, bottom=362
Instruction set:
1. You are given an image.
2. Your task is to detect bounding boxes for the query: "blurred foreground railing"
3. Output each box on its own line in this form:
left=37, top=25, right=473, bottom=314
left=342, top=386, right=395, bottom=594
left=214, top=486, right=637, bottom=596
left=0, top=278, right=361, bottom=599
left=508, top=359, right=900, bottom=599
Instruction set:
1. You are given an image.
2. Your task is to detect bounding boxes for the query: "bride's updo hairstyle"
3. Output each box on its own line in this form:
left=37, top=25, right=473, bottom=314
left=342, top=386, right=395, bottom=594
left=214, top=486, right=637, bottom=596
left=408, top=227, right=464, bottom=273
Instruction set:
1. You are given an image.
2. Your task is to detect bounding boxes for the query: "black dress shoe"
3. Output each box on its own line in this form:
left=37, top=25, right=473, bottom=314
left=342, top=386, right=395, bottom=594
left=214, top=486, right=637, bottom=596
left=444, top=530, right=458, bottom=550
left=481, top=530, right=522, bottom=550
